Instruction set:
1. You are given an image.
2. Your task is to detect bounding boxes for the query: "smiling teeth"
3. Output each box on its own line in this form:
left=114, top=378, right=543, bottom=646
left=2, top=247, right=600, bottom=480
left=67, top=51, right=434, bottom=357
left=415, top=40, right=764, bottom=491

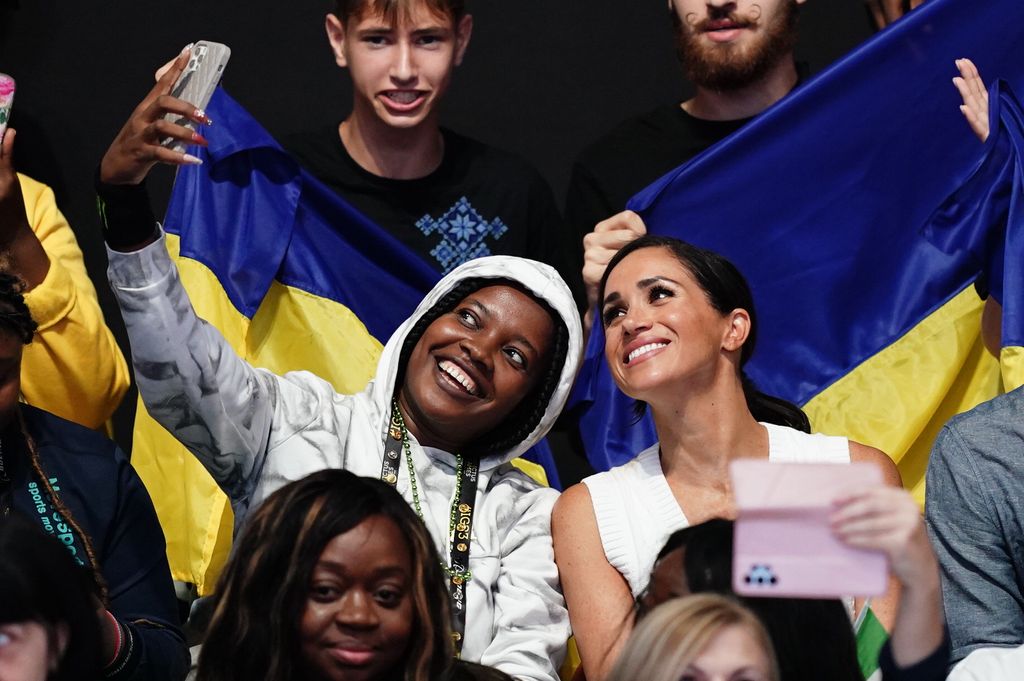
left=628, top=343, right=667, bottom=363
left=439, top=360, right=479, bottom=396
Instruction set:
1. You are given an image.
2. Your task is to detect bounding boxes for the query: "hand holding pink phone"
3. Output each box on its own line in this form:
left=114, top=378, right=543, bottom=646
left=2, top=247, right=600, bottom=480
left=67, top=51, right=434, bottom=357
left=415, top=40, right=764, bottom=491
left=731, top=460, right=888, bottom=599
left=831, top=485, right=936, bottom=588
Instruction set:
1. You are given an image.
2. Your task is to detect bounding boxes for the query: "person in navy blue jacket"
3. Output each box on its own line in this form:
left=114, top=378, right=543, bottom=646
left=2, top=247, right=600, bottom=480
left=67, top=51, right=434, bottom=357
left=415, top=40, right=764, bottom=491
left=0, top=270, right=188, bottom=680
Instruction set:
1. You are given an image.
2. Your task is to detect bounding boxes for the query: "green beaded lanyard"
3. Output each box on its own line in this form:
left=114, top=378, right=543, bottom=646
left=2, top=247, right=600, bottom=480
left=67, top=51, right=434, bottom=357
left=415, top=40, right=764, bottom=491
left=381, top=400, right=478, bottom=654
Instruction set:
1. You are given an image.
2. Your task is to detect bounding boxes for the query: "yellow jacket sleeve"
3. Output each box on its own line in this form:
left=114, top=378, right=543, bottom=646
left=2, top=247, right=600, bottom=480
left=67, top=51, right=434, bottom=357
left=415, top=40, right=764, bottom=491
left=17, top=174, right=130, bottom=428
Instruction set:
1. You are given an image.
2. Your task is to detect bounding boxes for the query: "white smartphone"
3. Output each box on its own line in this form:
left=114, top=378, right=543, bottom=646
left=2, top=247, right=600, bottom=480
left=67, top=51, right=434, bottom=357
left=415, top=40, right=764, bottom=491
left=162, top=41, right=231, bottom=153
left=0, top=73, right=15, bottom=142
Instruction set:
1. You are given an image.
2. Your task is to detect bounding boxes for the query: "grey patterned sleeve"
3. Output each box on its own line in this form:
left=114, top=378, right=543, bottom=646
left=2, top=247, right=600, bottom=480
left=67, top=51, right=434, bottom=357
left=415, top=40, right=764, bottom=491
left=106, top=235, right=279, bottom=505
left=925, top=424, right=1024, bottom=665
left=480, top=482, right=569, bottom=681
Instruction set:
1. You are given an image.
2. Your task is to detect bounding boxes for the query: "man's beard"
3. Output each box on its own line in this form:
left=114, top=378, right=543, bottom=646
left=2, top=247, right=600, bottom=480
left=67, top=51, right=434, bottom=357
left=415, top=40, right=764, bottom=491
left=672, top=1, right=800, bottom=91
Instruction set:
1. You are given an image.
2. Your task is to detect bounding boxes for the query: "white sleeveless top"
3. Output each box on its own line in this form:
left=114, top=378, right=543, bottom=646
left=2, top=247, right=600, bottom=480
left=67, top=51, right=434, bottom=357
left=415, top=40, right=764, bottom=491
left=582, top=422, right=850, bottom=597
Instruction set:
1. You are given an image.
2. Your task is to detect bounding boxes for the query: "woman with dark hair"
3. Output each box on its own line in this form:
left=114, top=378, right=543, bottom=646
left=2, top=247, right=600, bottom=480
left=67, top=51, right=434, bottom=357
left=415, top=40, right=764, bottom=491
left=640, top=515, right=947, bottom=681
left=197, top=469, right=512, bottom=681
left=0, top=514, right=102, bottom=681
left=638, top=519, right=865, bottom=681
left=554, top=234, right=902, bottom=680
left=0, top=272, right=187, bottom=681
left=96, top=51, right=582, bottom=681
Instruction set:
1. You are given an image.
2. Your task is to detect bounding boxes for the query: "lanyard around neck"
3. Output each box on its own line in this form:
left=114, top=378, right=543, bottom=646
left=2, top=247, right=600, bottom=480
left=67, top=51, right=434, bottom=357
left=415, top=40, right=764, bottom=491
left=380, top=405, right=479, bottom=656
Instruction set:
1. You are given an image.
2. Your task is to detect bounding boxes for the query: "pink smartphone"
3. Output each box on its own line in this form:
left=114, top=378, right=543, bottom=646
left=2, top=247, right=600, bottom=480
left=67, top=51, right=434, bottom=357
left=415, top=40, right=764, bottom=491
left=0, top=74, right=14, bottom=142
left=731, top=460, right=887, bottom=599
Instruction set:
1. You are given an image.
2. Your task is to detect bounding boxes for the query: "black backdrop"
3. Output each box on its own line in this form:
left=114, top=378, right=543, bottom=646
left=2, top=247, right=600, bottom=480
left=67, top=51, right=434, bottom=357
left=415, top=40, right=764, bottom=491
left=0, top=1, right=875, bottom=461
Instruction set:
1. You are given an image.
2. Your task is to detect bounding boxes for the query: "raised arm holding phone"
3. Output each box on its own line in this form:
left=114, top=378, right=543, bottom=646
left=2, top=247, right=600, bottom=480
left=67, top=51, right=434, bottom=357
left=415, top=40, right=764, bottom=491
left=97, top=46, right=583, bottom=681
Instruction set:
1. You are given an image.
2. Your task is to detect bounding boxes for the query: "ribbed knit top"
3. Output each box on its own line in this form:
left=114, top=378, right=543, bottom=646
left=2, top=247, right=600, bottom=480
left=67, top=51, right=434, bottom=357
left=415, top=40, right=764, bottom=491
left=582, top=422, right=850, bottom=596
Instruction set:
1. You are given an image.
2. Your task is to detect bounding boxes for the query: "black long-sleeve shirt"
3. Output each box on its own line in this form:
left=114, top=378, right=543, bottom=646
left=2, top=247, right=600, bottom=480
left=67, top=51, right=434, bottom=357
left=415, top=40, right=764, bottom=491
left=10, top=404, right=188, bottom=681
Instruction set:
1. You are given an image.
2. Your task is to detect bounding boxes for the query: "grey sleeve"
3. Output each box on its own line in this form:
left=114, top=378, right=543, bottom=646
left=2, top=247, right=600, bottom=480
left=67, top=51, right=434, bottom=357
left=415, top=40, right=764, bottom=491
left=480, top=486, right=568, bottom=681
left=925, top=425, right=1024, bottom=664
left=106, top=235, right=279, bottom=506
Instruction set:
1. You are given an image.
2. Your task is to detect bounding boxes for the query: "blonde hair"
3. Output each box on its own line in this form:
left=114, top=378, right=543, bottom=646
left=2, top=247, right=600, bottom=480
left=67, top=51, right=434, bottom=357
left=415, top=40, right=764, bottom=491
left=607, top=594, right=780, bottom=681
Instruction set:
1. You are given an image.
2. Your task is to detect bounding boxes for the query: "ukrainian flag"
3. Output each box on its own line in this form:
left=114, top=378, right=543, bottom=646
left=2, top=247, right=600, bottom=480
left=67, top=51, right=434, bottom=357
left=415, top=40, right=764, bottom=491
left=573, top=0, right=1024, bottom=508
left=133, top=90, right=555, bottom=593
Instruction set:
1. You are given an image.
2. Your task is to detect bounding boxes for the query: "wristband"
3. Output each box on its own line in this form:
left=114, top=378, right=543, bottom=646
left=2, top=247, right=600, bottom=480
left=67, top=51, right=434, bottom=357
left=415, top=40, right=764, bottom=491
left=103, top=610, right=123, bottom=668
left=94, top=168, right=159, bottom=250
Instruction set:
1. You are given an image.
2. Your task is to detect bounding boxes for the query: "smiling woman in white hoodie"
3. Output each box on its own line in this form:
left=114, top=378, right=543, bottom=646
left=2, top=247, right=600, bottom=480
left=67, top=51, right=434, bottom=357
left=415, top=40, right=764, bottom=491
left=96, top=52, right=582, bottom=681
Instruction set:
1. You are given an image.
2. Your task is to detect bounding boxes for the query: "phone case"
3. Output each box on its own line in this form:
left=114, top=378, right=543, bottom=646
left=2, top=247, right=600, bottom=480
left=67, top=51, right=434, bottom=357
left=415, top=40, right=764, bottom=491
left=162, top=41, right=231, bottom=153
left=730, top=460, right=888, bottom=599
left=0, top=74, right=15, bottom=141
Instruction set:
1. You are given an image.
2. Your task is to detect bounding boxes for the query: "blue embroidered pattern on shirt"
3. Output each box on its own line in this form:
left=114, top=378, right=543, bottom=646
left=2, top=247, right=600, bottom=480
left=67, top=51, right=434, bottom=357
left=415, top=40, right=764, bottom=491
left=416, top=197, right=508, bottom=273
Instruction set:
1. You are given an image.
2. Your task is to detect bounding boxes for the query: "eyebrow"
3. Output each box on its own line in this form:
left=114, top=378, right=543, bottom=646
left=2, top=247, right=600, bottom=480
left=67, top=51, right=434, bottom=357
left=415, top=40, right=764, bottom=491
left=468, top=298, right=539, bottom=356
left=602, top=275, right=683, bottom=307
left=467, top=298, right=491, bottom=319
left=410, top=26, right=450, bottom=35
left=637, top=275, right=683, bottom=289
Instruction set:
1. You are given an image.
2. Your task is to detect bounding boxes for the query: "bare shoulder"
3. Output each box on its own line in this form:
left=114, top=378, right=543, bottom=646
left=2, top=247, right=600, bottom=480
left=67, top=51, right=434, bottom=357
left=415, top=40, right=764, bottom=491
left=552, top=482, right=597, bottom=535
left=849, top=441, right=903, bottom=487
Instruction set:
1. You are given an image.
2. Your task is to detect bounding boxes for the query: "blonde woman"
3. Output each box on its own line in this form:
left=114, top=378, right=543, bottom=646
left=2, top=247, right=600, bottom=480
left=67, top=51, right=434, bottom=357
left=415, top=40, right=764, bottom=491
left=608, top=594, right=778, bottom=681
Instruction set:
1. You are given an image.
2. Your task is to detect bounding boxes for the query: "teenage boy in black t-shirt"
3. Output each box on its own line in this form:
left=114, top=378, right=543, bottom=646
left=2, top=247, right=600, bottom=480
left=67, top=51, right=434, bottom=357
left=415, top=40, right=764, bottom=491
left=284, top=0, right=579, bottom=299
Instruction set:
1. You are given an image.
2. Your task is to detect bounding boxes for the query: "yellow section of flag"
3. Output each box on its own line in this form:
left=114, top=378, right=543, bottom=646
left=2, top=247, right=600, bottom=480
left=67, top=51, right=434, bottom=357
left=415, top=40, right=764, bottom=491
left=131, top=235, right=382, bottom=594
left=804, top=286, right=1023, bottom=504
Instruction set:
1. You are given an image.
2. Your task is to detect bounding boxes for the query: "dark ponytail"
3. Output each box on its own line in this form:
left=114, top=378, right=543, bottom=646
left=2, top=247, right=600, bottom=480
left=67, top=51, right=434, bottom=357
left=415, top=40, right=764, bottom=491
left=602, top=235, right=809, bottom=431
left=741, top=373, right=810, bottom=433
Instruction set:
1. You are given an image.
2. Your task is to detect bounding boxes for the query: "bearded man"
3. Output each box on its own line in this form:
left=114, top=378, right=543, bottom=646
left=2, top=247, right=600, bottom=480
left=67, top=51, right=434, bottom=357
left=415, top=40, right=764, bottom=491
left=567, top=0, right=807, bottom=316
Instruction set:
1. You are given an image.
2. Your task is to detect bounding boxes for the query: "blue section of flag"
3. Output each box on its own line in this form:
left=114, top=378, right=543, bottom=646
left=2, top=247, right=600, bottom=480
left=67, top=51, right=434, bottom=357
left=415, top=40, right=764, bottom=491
left=163, top=90, right=562, bottom=488
left=571, top=0, right=1024, bottom=471
left=164, top=90, right=438, bottom=341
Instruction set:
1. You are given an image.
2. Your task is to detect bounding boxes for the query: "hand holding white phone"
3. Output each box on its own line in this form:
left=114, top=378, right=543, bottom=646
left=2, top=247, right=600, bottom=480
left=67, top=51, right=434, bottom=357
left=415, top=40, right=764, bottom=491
left=161, top=41, right=231, bottom=153
left=100, top=48, right=219, bottom=186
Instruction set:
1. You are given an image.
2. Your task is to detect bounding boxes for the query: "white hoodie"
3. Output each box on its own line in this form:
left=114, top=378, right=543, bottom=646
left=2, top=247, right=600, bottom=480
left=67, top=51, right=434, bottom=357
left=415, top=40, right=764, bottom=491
left=107, top=234, right=583, bottom=681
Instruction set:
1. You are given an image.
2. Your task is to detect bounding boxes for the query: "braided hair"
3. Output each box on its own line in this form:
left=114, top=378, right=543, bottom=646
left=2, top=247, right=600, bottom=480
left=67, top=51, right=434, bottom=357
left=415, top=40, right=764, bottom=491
left=0, top=271, right=109, bottom=602
left=0, top=271, right=38, bottom=343
left=396, top=277, right=570, bottom=458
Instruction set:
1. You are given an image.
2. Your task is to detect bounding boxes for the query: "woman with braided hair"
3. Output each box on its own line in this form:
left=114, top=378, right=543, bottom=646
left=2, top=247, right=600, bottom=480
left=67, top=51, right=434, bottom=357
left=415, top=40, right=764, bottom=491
left=97, top=50, right=583, bottom=681
left=0, top=271, right=188, bottom=680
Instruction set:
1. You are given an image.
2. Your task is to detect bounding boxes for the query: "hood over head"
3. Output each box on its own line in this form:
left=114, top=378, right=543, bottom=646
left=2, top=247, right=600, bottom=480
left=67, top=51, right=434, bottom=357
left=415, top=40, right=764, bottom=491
left=371, top=256, right=583, bottom=469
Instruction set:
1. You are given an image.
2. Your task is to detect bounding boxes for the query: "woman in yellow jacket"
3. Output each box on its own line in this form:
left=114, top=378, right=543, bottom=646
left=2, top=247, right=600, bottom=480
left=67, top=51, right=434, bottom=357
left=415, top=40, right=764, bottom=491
left=0, top=127, right=129, bottom=429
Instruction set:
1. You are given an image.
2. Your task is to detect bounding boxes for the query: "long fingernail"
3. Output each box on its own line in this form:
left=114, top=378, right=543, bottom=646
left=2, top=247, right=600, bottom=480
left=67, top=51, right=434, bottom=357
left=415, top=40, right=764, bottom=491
left=182, top=154, right=203, bottom=165
left=192, top=132, right=207, bottom=144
